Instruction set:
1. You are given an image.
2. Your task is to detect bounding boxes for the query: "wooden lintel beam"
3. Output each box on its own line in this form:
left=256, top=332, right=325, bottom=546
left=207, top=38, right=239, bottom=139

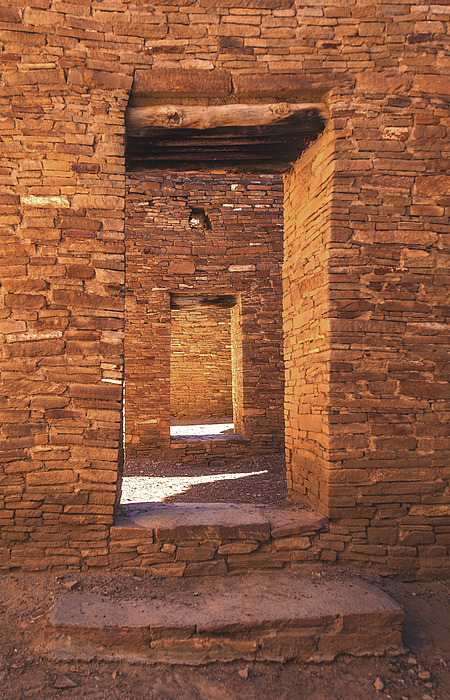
left=128, top=135, right=309, bottom=148
left=126, top=102, right=327, bottom=137
left=128, top=150, right=299, bottom=163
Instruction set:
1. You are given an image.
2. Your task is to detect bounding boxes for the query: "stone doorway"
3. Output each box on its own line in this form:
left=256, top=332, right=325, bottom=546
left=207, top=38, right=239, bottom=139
left=123, top=171, right=286, bottom=466
left=169, top=294, right=235, bottom=439
left=119, top=97, right=326, bottom=510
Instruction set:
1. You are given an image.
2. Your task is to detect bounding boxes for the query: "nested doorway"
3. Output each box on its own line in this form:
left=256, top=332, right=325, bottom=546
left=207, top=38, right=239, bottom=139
left=119, top=98, right=326, bottom=509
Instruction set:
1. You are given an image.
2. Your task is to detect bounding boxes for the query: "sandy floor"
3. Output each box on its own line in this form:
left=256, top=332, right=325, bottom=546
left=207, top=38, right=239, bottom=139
left=170, top=423, right=235, bottom=437
left=0, top=569, right=449, bottom=700
left=122, top=453, right=288, bottom=506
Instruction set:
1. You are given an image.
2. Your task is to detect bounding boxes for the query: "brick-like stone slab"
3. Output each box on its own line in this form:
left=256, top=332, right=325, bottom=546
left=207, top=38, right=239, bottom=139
left=261, top=506, right=327, bottom=538
left=132, top=69, right=231, bottom=98
left=118, top=503, right=271, bottom=542
left=201, top=0, right=293, bottom=6
left=234, top=73, right=353, bottom=99
left=38, top=574, right=405, bottom=665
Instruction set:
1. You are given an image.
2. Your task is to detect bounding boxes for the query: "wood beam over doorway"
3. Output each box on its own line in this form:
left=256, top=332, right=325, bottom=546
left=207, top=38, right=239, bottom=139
left=126, top=102, right=327, bottom=173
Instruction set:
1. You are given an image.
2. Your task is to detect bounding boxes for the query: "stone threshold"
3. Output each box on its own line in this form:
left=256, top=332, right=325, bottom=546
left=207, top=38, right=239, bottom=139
left=109, top=503, right=328, bottom=577
left=170, top=434, right=247, bottom=444
left=38, top=572, right=406, bottom=665
left=115, top=502, right=326, bottom=541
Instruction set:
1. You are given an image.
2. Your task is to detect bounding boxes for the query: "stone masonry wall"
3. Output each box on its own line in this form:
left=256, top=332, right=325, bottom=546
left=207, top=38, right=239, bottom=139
left=125, top=171, right=285, bottom=460
left=0, top=0, right=450, bottom=577
left=283, top=123, right=336, bottom=510
left=170, top=307, right=233, bottom=424
left=322, top=79, right=450, bottom=577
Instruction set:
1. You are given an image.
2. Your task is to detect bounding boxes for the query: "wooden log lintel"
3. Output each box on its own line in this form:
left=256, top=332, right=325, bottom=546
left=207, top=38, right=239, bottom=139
left=126, top=102, right=328, bottom=136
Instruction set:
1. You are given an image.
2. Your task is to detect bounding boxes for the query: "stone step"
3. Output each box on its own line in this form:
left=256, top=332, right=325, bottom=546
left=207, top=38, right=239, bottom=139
left=116, top=502, right=327, bottom=541
left=110, top=503, right=328, bottom=576
left=38, top=573, right=405, bottom=665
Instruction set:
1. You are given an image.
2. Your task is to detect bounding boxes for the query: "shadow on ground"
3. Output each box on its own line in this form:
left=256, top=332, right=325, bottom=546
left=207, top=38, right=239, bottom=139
left=122, top=453, right=288, bottom=506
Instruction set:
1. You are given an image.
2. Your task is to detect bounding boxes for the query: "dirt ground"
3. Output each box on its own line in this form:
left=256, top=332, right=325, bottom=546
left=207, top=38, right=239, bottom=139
left=0, top=568, right=449, bottom=700
left=121, top=453, right=288, bottom=506
left=1, top=454, right=450, bottom=700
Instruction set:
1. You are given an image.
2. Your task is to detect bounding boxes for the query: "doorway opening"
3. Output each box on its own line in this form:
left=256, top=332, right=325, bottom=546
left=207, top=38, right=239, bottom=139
left=170, top=293, right=237, bottom=440
left=122, top=170, right=286, bottom=506
left=121, top=98, right=326, bottom=509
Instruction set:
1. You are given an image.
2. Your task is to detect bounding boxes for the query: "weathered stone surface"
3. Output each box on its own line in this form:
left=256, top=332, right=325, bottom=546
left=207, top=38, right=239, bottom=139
left=274, top=535, right=311, bottom=551
left=38, top=574, right=404, bottom=664
left=121, top=504, right=271, bottom=542
left=234, top=73, right=353, bottom=98
left=5, top=294, right=46, bottom=310
left=68, top=384, right=121, bottom=401
left=202, top=0, right=292, bottom=6
left=413, top=74, right=450, bottom=95
left=176, top=546, right=216, bottom=562
left=1, top=0, right=450, bottom=580
left=67, top=68, right=133, bottom=91
left=6, top=340, right=64, bottom=358
left=218, top=542, right=260, bottom=555
left=67, top=265, right=95, bottom=279
left=167, top=260, right=196, bottom=275
left=147, top=563, right=186, bottom=578
left=262, top=506, right=327, bottom=539
left=357, top=72, right=412, bottom=94
left=132, top=69, right=231, bottom=98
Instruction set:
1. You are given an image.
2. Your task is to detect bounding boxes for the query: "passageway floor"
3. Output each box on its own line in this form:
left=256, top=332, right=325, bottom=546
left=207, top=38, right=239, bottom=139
left=122, top=453, right=288, bottom=505
left=0, top=567, right=449, bottom=699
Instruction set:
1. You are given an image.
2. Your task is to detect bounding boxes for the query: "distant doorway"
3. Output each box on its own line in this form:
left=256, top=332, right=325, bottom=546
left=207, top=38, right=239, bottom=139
left=170, top=298, right=235, bottom=437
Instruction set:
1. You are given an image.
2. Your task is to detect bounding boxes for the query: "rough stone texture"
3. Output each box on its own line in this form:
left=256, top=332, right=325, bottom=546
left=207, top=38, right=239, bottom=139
left=108, top=503, right=329, bottom=576
left=170, top=308, right=233, bottom=424
left=38, top=575, right=405, bottom=664
left=0, top=0, right=450, bottom=577
left=119, top=502, right=272, bottom=542
left=160, top=433, right=251, bottom=467
left=125, top=172, right=284, bottom=460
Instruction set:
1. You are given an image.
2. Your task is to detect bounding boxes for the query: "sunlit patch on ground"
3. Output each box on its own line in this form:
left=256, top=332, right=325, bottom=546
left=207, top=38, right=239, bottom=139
left=121, top=470, right=268, bottom=503
left=122, top=453, right=288, bottom=506
left=170, top=423, right=235, bottom=437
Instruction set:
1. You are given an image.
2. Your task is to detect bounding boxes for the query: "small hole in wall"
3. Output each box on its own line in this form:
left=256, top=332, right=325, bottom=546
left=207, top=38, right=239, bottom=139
left=189, top=206, right=211, bottom=230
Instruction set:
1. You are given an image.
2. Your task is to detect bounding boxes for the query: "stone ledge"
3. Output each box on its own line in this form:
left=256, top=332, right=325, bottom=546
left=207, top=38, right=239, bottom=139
left=38, top=573, right=405, bottom=665
left=170, top=434, right=247, bottom=444
left=108, top=503, right=327, bottom=576
left=115, top=503, right=272, bottom=541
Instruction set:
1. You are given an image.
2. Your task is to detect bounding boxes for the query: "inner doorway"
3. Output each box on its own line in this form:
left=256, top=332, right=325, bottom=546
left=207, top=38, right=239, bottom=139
left=170, top=294, right=235, bottom=439
left=123, top=170, right=285, bottom=465
left=122, top=170, right=286, bottom=505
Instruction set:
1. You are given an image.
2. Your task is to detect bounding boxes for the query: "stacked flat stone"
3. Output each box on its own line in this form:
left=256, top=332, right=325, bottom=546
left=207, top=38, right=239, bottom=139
left=0, top=1, right=449, bottom=579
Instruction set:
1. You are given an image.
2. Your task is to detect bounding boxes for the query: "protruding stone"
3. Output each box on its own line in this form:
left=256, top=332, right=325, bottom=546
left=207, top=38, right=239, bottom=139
left=374, top=677, right=385, bottom=691
left=54, top=675, right=77, bottom=689
left=122, top=503, right=271, bottom=542
left=39, top=574, right=405, bottom=665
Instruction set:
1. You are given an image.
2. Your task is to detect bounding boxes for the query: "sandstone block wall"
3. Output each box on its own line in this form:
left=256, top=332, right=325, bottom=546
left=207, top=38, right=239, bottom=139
left=0, top=0, right=449, bottom=577
left=170, top=307, right=233, bottom=425
left=284, top=124, right=335, bottom=508
left=125, top=171, right=285, bottom=460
